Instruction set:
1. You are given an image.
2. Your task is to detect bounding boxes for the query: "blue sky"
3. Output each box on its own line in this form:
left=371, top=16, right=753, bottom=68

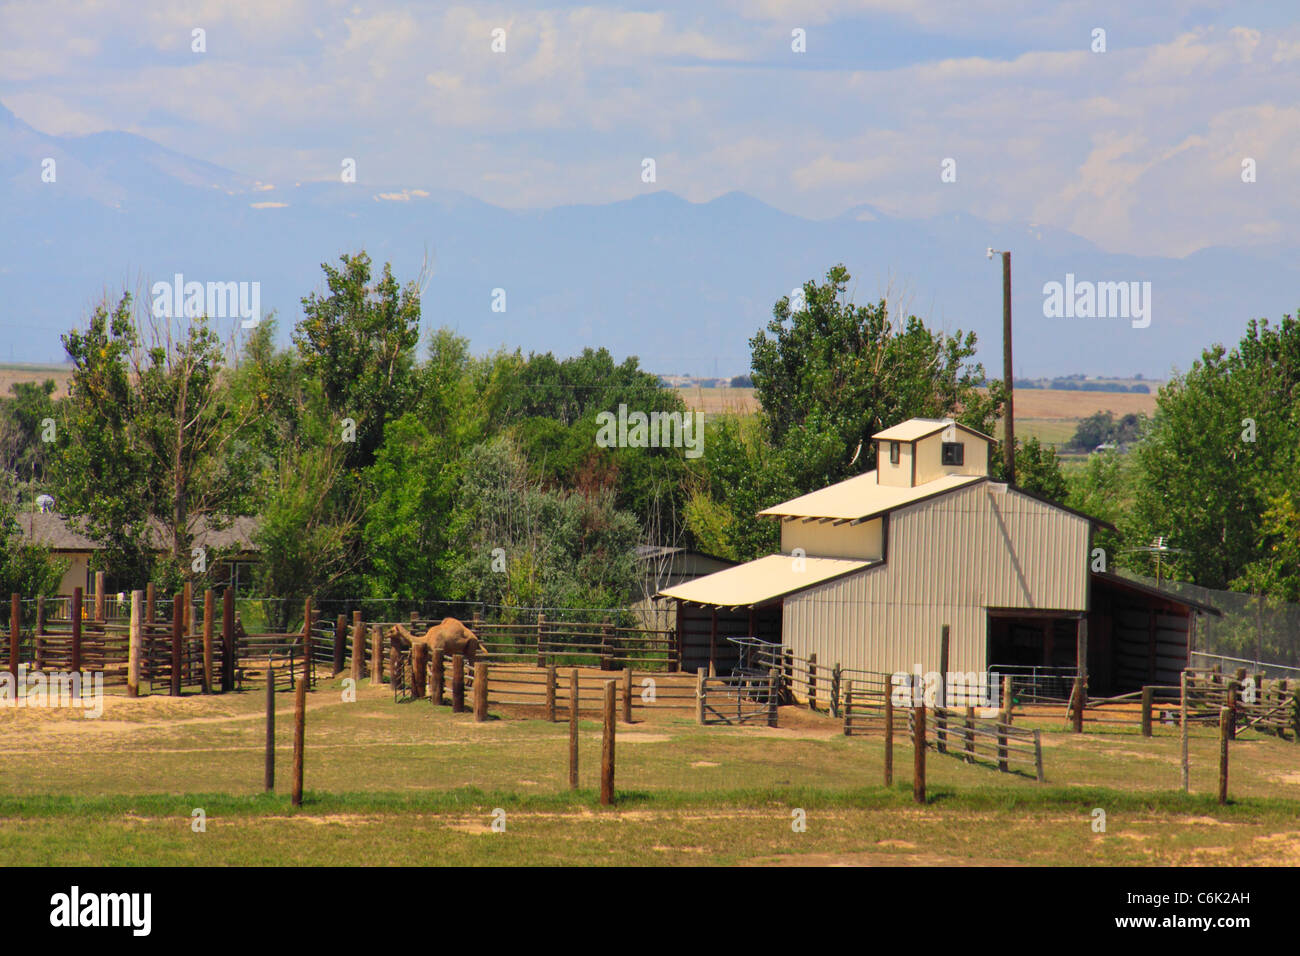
left=2, top=1, right=1298, bottom=259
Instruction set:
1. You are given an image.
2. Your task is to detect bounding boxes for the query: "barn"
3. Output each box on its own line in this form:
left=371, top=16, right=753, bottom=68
left=660, top=417, right=1217, bottom=697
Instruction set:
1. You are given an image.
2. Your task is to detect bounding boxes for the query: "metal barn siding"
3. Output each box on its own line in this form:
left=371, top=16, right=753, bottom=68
left=783, top=483, right=1091, bottom=675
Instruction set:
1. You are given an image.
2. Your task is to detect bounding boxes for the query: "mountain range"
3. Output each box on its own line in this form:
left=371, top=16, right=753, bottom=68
left=3, top=99, right=1297, bottom=378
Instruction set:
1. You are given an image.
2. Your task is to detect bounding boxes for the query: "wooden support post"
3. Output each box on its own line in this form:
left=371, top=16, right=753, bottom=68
left=843, top=679, right=853, bottom=735
left=545, top=664, right=557, bottom=721
left=410, top=644, right=428, bottom=700
left=128, top=590, right=142, bottom=698
left=913, top=704, right=926, bottom=804
left=536, top=614, right=546, bottom=668
left=569, top=668, right=579, bottom=789
left=807, top=652, right=817, bottom=710
left=1180, top=671, right=1190, bottom=791
left=265, top=665, right=275, bottom=792
left=1077, top=615, right=1089, bottom=702
left=1218, top=705, right=1230, bottom=805
left=884, top=686, right=894, bottom=786
left=432, top=650, right=445, bottom=706
left=963, top=705, right=975, bottom=762
left=783, top=648, right=793, bottom=705
left=997, top=718, right=1008, bottom=773
left=333, top=614, right=346, bottom=677
left=201, top=589, right=214, bottom=694
left=938, top=625, right=950, bottom=707
left=1141, top=685, right=1154, bottom=737
left=695, top=670, right=705, bottom=724
left=71, top=586, right=83, bottom=675
left=351, top=612, right=363, bottom=683
left=600, top=680, right=616, bottom=806
left=452, top=654, right=465, bottom=713
left=292, top=674, right=306, bottom=807
left=768, top=666, right=780, bottom=727
left=1071, top=676, right=1084, bottom=733
left=170, top=594, right=182, bottom=696
left=622, top=667, right=633, bottom=724
left=35, top=596, right=45, bottom=670
left=474, top=662, right=488, bottom=722
left=1033, top=730, right=1045, bottom=783
left=302, top=597, right=313, bottom=690
left=221, top=587, right=234, bottom=693
left=7, top=592, right=17, bottom=679
left=145, top=582, right=156, bottom=625
left=1002, top=675, right=1013, bottom=724
left=95, top=571, right=106, bottom=623
left=370, top=625, right=383, bottom=685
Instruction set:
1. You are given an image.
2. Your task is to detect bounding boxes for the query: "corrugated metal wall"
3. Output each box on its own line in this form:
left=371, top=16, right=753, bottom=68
left=783, top=482, right=1090, bottom=674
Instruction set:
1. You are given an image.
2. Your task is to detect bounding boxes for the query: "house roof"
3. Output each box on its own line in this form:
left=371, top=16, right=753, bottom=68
left=658, top=553, right=875, bottom=608
left=873, top=418, right=995, bottom=443
left=15, top=511, right=260, bottom=553
left=758, top=471, right=985, bottom=521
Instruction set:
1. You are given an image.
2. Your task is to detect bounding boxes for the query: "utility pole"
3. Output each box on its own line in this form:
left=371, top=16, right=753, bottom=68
left=989, top=247, right=1015, bottom=485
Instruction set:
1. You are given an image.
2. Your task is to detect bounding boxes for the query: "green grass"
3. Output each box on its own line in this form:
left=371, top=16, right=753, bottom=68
left=1, top=676, right=1296, bottom=865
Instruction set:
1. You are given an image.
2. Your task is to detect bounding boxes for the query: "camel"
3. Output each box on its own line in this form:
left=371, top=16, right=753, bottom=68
left=383, top=617, right=485, bottom=663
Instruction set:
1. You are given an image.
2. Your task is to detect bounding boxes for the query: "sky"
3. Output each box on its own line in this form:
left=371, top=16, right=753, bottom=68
left=3, top=0, right=1299, bottom=260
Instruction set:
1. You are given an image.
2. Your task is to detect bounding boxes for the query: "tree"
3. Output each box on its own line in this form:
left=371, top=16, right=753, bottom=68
left=749, top=264, right=1004, bottom=494
left=0, top=380, right=59, bottom=486
left=293, top=252, right=422, bottom=470
left=1002, top=436, right=1068, bottom=503
left=1125, top=315, right=1300, bottom=589
left=0, top=501, right=67, bottom=601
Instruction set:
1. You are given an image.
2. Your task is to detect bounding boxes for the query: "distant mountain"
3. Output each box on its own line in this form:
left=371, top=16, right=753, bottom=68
left=3, top=101, right=1297, bottom=376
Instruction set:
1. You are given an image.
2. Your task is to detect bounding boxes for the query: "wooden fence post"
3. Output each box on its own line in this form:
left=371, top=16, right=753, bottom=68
left=370, top=625, right=383, bottom=685
left=145, top=582, right=156, bottom=626
left=170, top=594, right=182, bottom=696
left=913, top=704, right=926, bottom=804
left=545, top=664, right=557, bottom=721
left=333, top=614, right=346, bottom=677
left=600, top=680, right=616, bottom=805
left=71, top=586, right=82, bottom=676
left=452, top=654, right=466, bottom=713
left=292, top=674, right=306, bottom=807
left=474, top=662, right=488, bottom=721
left=35, top=596, right=45, bottom=670
left=782, top=648, right=793, bottom=705
left=432, top=650, right=445, bottom=706
left=411, top=644, right=428, bottom=700
left=1181, top=671, right=1190, bottom=791
left=696, top=670, right=705, bottom=724
left=302, top=597, right=313, bottom=690
left=536, top=614, right=546, bottom=668
left=351, top=612, right=363, bottom=683
left=997, top=717, right=1008, bottom=773
left=201, top=589, right=214, bottom=695
left=128, top=590, right=142, bottom=698
left=963, top=705, right=975, bottom=762
left=265, top=665, right=276, bottom=791
left=569, top=669, right=579, bottom=789
left=843, top=679, right=853, bottom=735
left=884, top=687, right=894, bottom=785
left=1218, top=705, right=1230, bottom=805
left=1002, top=675, right=1013, bottom=725
left=1141, top=685, right=1154, bottom=737
left=768, top=666, right=779, bottom=727
left=95, top=571, right=106, bottom=624
left=7, top=592, right=17, bottom=679
left=807, top=652, right=817, bottom=710
left=1033, top=730, right=1045, bottom=783
left=622, top=667, right=633, bottom=724
left=1071, top=676, right=1084, bottom=733
left=220, top=587, right=233, bottom=693
left=1227, top=672, right=1241, bottom=741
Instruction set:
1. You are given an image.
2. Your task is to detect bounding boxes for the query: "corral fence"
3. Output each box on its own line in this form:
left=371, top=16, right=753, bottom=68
left=906, top=704, right=1044, bottom=780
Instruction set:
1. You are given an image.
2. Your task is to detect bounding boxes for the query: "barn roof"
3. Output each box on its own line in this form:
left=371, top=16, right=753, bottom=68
left=872, top=418, right=995, bottom=443
left=758, top=471, right=984, bottom=521
left=15, top=511, right=260, bottom=553
left=658, top=553, right=875, bottom=608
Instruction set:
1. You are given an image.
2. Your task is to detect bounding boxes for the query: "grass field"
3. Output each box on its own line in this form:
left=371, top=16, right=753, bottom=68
left=2, top=674, right=1296, bottom=866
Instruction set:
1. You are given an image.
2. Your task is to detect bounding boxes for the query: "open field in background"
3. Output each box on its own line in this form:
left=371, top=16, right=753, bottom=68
left=0, top=363, right=71, bottom=399
left=1, top=674, right=1296, bottom=865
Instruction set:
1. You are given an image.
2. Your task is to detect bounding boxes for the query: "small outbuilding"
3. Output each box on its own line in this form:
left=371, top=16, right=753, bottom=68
left=660, top=417, right=1217, bottom=696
